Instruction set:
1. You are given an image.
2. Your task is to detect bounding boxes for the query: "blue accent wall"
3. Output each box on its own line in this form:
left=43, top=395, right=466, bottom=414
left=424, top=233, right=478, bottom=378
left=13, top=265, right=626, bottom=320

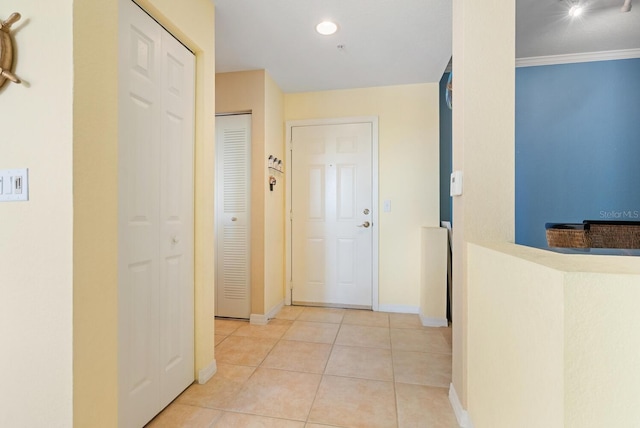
left=439, top=72, right=452, bottom=223
left=516, top=58, right=640, bottom=248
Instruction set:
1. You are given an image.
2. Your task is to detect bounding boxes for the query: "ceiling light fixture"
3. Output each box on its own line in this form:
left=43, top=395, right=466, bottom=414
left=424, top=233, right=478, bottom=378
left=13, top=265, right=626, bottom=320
left=621, top=0, right=632, bottom=12
left=316, top=21, right=338, bottom=36
left=569, top=4, right=583, bottom=17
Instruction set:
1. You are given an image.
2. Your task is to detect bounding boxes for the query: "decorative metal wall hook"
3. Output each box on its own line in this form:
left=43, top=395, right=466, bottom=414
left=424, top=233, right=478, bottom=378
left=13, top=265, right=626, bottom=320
left=0, top=12, right=22, bottom=89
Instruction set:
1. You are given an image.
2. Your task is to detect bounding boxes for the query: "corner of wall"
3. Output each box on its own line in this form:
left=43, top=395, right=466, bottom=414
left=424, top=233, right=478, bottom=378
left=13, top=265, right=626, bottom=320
left=73, top=0, right=119, bottom=426
left=449, top=383, right=475, bottom=428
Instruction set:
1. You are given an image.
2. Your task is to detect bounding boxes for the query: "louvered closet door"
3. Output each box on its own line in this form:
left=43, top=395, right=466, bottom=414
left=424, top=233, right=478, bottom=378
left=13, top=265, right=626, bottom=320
left=216, top=114, right=251, bottom=318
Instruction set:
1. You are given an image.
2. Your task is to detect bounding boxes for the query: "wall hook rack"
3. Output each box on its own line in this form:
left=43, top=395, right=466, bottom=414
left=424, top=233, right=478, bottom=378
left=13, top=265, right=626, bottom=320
left=267, top=154, right=284, bottom=173
left=0, top=12, right=22, bottom=89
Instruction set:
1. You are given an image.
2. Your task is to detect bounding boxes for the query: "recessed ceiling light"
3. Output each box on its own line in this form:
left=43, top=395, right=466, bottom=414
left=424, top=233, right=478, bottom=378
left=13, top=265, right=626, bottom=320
left=316, top=21, right=338, bottom=36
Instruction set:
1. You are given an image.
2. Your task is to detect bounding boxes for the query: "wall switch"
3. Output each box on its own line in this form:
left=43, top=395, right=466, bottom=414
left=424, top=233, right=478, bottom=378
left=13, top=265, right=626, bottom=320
left=450, top=171, right=463, bottom=196
left=383, top=200, right=391, bottom=212
left=0, top=169, right=29, bottom=202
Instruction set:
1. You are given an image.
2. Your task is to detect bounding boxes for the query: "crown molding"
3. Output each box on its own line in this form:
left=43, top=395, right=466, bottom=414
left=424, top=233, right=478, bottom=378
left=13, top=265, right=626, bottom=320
left=516, top=48, right=640, bottom=68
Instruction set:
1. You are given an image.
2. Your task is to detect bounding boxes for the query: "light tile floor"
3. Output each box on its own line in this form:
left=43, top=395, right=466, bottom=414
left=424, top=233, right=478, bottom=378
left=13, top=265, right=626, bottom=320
left=146, top=307, right=458, bottom=428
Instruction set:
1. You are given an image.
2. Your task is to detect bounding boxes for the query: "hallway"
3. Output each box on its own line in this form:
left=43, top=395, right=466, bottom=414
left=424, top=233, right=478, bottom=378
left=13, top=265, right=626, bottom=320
left=147, top=307, right=457, bottom=427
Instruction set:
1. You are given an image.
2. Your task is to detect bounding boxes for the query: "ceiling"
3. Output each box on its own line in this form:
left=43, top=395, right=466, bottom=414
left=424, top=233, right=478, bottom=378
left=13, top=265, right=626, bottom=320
left=213, top=0, right=640, bottom=93
left=517, top=0, right=640, bottom=58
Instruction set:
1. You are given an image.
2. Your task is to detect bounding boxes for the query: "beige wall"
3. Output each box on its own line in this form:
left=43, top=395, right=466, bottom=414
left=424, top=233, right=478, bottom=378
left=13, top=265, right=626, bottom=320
left=467, top=243, right=640, bottom=427
left=450, top=1, right=640, bottom=426
left=264, top=73, right=286, bottom=313
left=420, top=227, right=448, bottom=324
left=285, top=84, right=440, bottom=309
left=0, top=1, right=74, bottom=426
left=216, top=70, right=267, bottom=314
left=451, top=0, right=516, bottom=407
left=564, top=270, right=640, bottom=427
left=467, top=244, right=565, bottom=427
left=73, top=0, right=215, bottom=426
left=73, top=1, right=119, bottom=424
left=216, top=70, right=286, bottom=316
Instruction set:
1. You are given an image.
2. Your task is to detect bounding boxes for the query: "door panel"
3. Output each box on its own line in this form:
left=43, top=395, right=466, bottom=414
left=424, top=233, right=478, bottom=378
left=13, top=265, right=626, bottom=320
left=291, top=123, right=373, bottom=308
left=119, top=2, right=162, bottom=424
left=119, top=1, right=195, bottom=426
left=158, top=21, right=195, bottom=410
left=216, top=114, right=251, bottom=318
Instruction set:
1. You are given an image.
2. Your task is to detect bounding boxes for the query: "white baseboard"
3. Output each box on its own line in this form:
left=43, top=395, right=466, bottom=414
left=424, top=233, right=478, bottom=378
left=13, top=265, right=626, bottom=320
left=250, top=300, right=285, bottom=325
left=377, top=304, right=419, bottom=314
left=419, top=312, right=448, bottom=327
left=267, top=300, right=285, bottom=319
left=249, top=313, right=268, bottom=325
left=449, top=383, right=474, bottom=428
left=197, top=359, right=217, bottom=384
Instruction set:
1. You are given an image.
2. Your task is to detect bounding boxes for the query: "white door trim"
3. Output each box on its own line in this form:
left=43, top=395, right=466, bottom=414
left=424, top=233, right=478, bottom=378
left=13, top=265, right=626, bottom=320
left=285, top=116, right=379, bottom=311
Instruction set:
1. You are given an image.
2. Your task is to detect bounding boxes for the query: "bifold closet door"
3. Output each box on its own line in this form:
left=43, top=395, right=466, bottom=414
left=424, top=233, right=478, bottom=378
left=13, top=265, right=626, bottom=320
left=118, top=0, right=195, bottom=426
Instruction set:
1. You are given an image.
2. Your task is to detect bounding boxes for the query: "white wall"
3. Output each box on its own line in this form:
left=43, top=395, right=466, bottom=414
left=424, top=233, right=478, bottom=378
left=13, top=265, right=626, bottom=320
left=0, top=1, right=74, bottom=426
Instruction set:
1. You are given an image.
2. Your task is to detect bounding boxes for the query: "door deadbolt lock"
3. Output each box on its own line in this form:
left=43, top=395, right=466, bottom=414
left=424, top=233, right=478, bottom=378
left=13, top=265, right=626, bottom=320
left=363, top=208, right=370, bottom=215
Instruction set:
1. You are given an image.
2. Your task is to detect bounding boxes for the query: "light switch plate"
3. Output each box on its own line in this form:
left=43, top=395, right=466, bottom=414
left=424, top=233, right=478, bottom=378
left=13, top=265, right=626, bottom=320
left=450, top=171, right=463, bottom=196
left=0, top=168, right=29, bottom=202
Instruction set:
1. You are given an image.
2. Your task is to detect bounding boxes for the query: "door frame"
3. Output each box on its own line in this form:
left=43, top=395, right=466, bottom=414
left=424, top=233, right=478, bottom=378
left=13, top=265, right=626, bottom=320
left=285, top=116, right=379, bottom=311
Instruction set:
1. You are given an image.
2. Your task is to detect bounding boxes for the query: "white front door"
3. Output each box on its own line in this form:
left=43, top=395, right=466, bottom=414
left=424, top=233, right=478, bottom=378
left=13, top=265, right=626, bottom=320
left=291, top=122, right=374, bottom=308
left=215, top=114, right=252, bottom=319
left=118, top=1, right=195, bottom=426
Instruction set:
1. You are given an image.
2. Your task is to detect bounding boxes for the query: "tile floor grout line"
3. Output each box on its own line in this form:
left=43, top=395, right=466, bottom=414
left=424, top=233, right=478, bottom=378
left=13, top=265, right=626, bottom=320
left=304, top=310, right=343, bottom=426
left=218, top=408, right=311, bottom=425
left=390, top=321, right=401, bottom=428
left=296, top=306, right=328, bottom=426
left=254, top=319, right=293, bottom=368
left=200, top=310, right=455, bottom=427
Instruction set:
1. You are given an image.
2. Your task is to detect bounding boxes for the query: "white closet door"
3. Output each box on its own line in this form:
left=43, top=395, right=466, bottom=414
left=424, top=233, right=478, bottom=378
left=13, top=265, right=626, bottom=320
left=118, top=1, right=195, bottom=426
left=215, top=114, right=251, bottom=319
left=158, top=18, right=195, bottom=409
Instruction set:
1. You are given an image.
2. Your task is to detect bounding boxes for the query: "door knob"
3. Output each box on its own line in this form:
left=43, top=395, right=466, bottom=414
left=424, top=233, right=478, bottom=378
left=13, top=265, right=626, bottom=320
left=172, top=236, right=180, bottom=244
left=357, top=221, right=371, bottom=228
left=231, top=217, right=238, bottom=222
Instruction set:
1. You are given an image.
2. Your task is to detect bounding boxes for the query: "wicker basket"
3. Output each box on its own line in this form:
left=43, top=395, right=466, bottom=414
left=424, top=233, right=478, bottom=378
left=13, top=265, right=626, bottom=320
left=546, top=221, right=640, bottom=249
left=585, top=221, right=640, bottom=249
left=545, top=223, right=591, bottom=248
